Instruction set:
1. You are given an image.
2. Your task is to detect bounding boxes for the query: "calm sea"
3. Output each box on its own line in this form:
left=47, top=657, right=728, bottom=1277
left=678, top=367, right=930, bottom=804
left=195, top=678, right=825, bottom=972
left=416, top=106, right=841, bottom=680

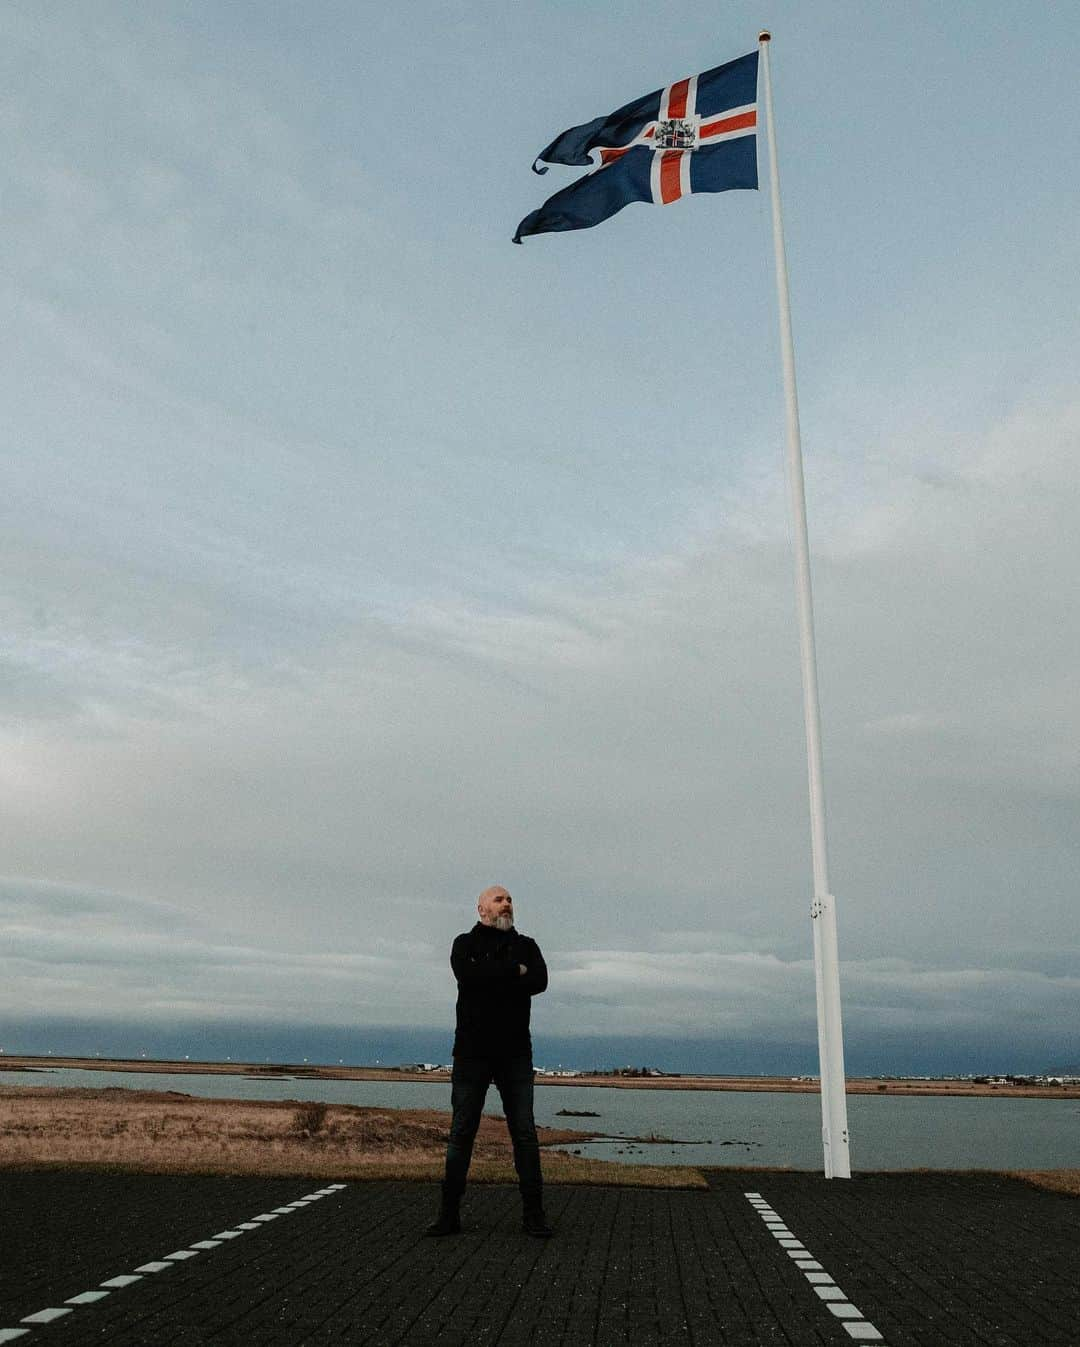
left=3, top=1068, right=1076, bottom=1171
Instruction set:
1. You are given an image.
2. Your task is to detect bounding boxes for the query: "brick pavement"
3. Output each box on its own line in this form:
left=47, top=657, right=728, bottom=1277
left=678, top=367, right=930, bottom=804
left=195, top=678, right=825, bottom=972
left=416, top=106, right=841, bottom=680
left=0, top=1170, right=1076, bottom=1344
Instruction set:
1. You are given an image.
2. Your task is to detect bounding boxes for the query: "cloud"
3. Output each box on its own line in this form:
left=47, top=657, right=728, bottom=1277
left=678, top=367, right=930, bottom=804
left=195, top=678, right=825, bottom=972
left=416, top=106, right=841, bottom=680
left=0, top=874, right=445, bottom=1024
left=2, top=388, right=1077, bottom=993
left=1, top=7, right=1076, bottom=1064
left=4, top=878, right=1075, bottom=1060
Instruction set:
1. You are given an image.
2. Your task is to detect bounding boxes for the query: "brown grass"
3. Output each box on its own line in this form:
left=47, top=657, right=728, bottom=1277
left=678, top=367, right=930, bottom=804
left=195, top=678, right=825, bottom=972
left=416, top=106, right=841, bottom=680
left=0, top=1087, right=704, bottom=1189
left=1006, top=1169, right=1080, bottom=1198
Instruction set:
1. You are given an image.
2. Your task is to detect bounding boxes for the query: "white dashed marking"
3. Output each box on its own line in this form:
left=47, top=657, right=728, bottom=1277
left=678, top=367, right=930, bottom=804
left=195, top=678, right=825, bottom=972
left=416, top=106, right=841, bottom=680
left=0, top=1183, right=349, bottom=1341
left=745, top=1193, right=886, bottom=1344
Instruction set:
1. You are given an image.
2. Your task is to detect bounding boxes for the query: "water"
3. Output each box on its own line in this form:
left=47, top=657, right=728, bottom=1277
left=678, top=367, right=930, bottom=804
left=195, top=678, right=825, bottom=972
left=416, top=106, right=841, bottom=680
left=3, top=1068, right=1076, bottom=1170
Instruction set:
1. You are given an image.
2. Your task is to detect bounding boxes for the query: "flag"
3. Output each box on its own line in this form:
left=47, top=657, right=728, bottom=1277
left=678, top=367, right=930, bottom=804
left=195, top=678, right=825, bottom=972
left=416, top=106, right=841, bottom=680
left=513, top=51, right=759, bottom=244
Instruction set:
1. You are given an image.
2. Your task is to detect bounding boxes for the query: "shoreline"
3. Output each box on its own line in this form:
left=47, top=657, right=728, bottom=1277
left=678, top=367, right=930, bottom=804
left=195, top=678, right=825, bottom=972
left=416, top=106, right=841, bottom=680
left=0, top=1085, right=703, bottom=1189
left=3, top=1055, right=1078, bottom=1099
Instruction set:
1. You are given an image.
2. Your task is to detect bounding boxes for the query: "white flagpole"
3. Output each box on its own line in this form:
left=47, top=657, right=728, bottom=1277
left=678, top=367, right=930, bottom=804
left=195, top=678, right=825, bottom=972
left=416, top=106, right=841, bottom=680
left=758, top=30, right=851, bottom=1179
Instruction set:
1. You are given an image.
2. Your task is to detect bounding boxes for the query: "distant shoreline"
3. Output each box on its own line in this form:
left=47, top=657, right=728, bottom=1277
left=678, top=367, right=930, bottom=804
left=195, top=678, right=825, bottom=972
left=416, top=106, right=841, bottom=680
left=3, top=1055, right=1078, bottom=1099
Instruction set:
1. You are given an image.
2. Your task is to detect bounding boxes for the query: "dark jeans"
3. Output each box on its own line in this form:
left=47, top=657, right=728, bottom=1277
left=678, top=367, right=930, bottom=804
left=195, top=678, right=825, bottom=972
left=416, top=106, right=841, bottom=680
left=444, top=1054, right=543, bottom=1207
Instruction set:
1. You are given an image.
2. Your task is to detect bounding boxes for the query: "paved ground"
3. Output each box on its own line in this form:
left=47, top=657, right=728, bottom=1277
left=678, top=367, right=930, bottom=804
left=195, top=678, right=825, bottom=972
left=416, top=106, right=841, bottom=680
left=0, top=1169, right=1076, bottom=1345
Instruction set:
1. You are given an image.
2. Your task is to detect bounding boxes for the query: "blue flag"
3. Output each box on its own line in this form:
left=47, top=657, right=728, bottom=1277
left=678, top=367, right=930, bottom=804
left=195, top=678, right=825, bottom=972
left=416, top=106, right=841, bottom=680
left=514, top=51, right=759, bottom=244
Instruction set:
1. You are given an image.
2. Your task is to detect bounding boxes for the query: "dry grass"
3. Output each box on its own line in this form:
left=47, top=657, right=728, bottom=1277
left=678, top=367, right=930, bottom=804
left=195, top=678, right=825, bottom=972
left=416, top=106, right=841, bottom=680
left=0, top=1087, right=704, bottom=1189
left=1006, top=1169, right=1080, bottom=1198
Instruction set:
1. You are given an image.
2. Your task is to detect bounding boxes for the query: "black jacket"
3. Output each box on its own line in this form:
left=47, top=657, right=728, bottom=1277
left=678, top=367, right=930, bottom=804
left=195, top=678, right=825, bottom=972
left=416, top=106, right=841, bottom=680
left=450, top=922, right=548, bottom=1060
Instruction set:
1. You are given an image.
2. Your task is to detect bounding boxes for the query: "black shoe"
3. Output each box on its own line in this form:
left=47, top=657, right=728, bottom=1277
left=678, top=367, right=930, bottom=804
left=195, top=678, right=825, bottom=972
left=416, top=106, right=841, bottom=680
left=522, top=1208, right=553, bottom=1238
left=425, top=1208, right=461, bottom=1237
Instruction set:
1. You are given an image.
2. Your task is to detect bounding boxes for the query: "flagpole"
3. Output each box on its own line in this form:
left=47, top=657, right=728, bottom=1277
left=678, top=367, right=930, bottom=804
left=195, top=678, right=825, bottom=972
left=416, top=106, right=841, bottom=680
left=758, top=30, right=851, bottom=1179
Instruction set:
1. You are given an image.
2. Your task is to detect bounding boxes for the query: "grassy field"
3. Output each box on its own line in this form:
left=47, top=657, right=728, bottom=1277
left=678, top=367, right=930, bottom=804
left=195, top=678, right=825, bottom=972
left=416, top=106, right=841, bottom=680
left=3, top=1086, right=1073, bottom=1198
left=1008, top=1170, right=1080, bottom=1198
left=0, top=1086, right=706, bottom=1189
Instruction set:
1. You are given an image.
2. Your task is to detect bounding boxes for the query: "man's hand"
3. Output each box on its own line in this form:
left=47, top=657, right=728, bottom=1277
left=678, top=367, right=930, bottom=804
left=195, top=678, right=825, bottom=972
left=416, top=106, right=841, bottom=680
left=519, top=964, right=528, bottom=976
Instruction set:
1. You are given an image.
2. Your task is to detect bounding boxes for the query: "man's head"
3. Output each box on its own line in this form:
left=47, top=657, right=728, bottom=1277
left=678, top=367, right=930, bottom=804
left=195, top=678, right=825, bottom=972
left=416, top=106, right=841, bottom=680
left=477, top=885, right=514, bottom=932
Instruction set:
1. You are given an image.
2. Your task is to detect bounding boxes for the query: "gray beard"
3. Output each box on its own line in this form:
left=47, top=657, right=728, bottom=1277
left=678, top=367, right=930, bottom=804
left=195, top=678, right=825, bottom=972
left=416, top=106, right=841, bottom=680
left=494, top=914, right=513, bottom=932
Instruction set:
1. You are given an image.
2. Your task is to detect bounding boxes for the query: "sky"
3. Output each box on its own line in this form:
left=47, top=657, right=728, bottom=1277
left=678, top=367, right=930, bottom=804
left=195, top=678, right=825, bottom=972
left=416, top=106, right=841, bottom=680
left=2, top=1, right=1078, bottom=1073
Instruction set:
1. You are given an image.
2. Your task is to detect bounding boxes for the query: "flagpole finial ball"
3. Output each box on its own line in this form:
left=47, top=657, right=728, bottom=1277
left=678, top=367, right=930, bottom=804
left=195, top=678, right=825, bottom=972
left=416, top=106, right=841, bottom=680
left=758, top=30, right=771, bottom=42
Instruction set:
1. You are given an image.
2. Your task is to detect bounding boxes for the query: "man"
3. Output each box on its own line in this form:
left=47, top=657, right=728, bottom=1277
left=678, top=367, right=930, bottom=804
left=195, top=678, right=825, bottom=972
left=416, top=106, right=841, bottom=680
left=426, top=884, right=552, bottom=1238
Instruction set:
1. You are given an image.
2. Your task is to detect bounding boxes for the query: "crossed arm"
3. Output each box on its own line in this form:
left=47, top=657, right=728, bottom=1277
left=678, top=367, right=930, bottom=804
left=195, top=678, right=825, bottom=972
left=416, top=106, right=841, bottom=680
left=451, top=935, right=548, bottom=996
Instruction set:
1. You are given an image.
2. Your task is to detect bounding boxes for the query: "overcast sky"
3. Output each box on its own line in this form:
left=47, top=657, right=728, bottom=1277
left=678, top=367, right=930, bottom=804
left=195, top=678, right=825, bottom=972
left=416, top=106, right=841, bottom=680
left=2, top=1, right=1078, bottom=1068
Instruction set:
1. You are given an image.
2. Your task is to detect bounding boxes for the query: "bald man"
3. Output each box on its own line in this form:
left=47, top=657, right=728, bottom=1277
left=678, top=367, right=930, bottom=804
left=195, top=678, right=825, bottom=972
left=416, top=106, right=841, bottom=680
left=425, top=885, right=551, bottom=1238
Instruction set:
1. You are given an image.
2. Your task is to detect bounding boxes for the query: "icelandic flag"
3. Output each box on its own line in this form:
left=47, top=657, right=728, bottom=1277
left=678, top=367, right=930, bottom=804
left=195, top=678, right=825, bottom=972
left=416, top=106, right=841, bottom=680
left=513, top=51, right=758, bottom=244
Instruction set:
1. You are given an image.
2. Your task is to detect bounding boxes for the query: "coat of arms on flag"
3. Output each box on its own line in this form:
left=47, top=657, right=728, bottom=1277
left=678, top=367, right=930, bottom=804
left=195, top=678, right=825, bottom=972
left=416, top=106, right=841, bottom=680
left=513, top=50, right=759, bottom=243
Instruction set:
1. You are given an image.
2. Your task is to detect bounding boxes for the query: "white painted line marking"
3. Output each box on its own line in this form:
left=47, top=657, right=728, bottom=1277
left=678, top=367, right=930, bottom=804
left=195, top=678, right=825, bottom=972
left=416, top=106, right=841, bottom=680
left=21, top=1309, right=73, bottom=1323
left=745, top=1194, right=887, bottom=1345
left=0, top=1182, right=349, bottom=1344
left=745, top=1191, right=762, bottom=1198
